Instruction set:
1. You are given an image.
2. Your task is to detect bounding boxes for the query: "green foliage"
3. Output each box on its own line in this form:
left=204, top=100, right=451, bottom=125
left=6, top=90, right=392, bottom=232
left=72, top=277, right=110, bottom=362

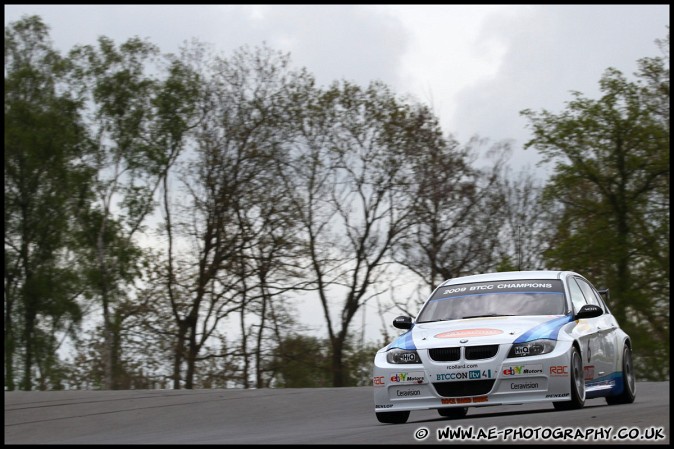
left=521, top=31, right=669, bottom=380
left=269, top=334, right=378, bottom=388
left=270, top=335, right=332, bottom=388
left=5, top=15, right=93, bottom=390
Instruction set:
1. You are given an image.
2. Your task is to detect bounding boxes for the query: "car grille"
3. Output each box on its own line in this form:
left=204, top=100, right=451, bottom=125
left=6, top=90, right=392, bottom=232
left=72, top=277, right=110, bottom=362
left=432, top=380, right=495, bottom=397
left=465, top=345, right=499, bottom=360
left=428, top=347, right=461, bottom=361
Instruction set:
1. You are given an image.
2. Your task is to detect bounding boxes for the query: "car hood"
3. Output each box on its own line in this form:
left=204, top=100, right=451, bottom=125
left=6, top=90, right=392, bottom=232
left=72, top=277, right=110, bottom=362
left=386, top=315, right=572, bottom=351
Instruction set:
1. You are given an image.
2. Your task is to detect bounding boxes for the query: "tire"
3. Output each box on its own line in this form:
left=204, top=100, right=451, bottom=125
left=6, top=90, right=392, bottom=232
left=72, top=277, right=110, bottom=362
left=376, top=410, right=410, bottom=424
left=437, top=407, right=468, bottom=419
left=606, top=345, right=636, bottom=405
left=553, top=346, right=585, bottom=410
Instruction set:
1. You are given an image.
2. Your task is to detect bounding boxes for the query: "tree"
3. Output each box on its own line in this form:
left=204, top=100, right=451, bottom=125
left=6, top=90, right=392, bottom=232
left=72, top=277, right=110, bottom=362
left=5, top=15, right=92, bottom=390
left=393, top=134, right=511, bottom=314
left=67, top=34, right=183, bottom=389
left=283, top=81, right=442, bottom=386
left=267, top=334, right=379, bottom=388
left=268, top=334, right=332, bottom=388
left=158, top=44, right=313, bottom=388
left=494, top=166, right=550, bottom=273
left=521, top=31, right=669, bottom=379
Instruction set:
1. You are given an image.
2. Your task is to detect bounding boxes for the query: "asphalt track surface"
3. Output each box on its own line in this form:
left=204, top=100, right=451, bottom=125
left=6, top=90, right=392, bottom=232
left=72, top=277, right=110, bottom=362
left=4, top=382, right=669, bottom=444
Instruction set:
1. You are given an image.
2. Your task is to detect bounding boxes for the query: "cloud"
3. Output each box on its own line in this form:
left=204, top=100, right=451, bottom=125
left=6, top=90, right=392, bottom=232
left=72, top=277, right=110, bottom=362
left=451, top=4, right=669, bottom=169
left=4, top=4, right=409, bottom=90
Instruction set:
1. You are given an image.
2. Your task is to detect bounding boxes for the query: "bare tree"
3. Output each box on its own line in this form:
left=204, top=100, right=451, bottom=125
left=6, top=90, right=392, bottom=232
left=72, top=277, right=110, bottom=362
left=160, top=44, right=313, bottom=388
left=282, top=81, right=442, bottom=386
left=392, top=136, right=511, bottom=313
left=495, top=167, right=549, bottom=272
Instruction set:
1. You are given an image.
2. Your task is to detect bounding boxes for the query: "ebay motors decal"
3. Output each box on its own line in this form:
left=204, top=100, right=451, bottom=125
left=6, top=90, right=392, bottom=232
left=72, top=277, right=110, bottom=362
left=502, top=364, right=544, bottom=376
left=435, top=328, right=503, bottom=338
left=389, top=371, right=426, bottom=384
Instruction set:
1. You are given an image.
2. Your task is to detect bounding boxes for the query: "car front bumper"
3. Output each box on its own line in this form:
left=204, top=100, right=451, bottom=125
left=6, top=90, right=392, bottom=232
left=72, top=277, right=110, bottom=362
left=373, top=343, right=575, bottom=412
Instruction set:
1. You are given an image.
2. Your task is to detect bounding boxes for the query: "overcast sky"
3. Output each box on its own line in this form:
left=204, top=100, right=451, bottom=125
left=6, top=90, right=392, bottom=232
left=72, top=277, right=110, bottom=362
left=5, top=4, right=669, bottom=171
left=4, top=4, right=669, bottom=344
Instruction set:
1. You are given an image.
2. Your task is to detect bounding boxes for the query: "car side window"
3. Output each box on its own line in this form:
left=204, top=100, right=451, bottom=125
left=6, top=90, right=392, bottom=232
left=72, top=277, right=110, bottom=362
left=567, top=278, right=588, bottom=314
left=575, top=277, right=602, bottom=309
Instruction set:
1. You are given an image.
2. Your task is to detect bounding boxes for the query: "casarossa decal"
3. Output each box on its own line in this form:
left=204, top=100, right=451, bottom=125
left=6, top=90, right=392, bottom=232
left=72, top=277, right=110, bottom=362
left=513, top=314, right=573, bottom=343
left=435, top=328, right=503, bottom=338
left=387, top=330, right=416, bottom=350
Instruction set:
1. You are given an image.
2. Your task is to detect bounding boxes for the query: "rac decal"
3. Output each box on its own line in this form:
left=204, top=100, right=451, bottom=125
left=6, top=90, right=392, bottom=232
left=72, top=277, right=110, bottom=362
left=549, top=365, right=569, bottom=376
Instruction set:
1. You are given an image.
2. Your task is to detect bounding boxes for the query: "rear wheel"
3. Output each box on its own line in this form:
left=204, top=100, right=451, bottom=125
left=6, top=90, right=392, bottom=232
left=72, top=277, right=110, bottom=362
left=553, top=346, right=585, bottom=410
left=437, top=407, right=468, bottom=419
left=376, top=410, right=410, bottom=424
left=606, top=345, right=636, bottom=405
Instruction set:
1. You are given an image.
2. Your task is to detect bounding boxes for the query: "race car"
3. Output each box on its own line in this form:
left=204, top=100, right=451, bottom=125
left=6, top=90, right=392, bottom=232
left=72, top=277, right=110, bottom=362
left=372, top=270, right=636, bottom=424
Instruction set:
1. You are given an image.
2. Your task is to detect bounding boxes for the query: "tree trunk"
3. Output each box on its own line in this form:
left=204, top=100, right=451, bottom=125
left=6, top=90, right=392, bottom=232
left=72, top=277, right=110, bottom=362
left=331, top=336, right=345, bottom=387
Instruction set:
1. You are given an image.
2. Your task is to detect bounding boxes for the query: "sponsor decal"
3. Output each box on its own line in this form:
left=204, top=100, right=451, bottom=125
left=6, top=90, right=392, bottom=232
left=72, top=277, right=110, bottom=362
left=373, top=376, right=385, bottom=387
left=436, top=370, right=493, bottom=381
left=437, top=281, right=561, bottom=299
left=390, top=372, right=425, bottom=384
left=494, top=282, right=553, bottom=289
left=442, top=397, right=471, bottom=404
left=375, top=404, right=393, bottom=408
left=510, top=382, right=539, bottom=390
left=468, top=284, right=495, bottom=291
left=446, top=363, right=478, bottom=370
left=545, top=393, right=570, bottom=398
left=441, top=396, right=488, bottom=405
left=502, top=364, right=544, bottom=376
left=435, top=329, right=503, bottom=338
left=396, top=389, right=421, bottom=397
left=584, top=365, right=595, bottom=381
left=511, top=345, right=538, bottom=357
left=586, top=372, right=621, bottom=392
left=549, top=366, right=569, bottom=376
left=587, top=379, right=616, bottom=388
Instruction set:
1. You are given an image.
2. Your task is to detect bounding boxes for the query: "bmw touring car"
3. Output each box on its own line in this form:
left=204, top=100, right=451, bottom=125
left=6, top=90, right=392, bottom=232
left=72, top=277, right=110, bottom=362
left=372, top=271, right=636, bottom=424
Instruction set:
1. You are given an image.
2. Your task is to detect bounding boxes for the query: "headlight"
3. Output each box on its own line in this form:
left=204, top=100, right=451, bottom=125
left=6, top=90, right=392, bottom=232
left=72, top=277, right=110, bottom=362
left=508, top=339, right=556, bottom=358
left=386, top=349, right=422, bottom=364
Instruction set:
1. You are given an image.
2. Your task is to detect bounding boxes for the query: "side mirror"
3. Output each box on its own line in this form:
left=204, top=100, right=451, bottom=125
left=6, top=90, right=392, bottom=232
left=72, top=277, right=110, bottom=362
left=597, top=288, right=610, bottom=303
left=393, top=316, right=413, bottom=330
left=575, top=304, right=603, bottom=320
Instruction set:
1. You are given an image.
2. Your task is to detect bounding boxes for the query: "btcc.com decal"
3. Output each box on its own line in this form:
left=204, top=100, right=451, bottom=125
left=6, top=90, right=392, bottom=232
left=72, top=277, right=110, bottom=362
left=412, top=426, right=667, bottom=442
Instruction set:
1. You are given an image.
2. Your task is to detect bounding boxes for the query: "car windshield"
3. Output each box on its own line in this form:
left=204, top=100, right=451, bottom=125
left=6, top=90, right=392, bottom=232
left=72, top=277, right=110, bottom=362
left=416, top=279, right=567, bottom=323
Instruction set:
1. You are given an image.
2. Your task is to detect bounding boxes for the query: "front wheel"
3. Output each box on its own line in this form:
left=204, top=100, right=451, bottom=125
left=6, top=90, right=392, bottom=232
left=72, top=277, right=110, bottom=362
left=606, top=345, right=636, bottom=405
left=376, top=410, right=410, bottom=424
left=438, top=407, right=468, bottom=419
left=553, top=346, right=585, bottom=410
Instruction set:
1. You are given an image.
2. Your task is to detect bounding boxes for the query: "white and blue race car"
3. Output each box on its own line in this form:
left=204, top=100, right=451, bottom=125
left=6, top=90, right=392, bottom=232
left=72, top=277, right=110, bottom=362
left=373, top=270, right=636, bottom=424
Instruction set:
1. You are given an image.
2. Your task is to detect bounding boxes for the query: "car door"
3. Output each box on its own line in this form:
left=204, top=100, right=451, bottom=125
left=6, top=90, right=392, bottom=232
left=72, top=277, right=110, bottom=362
left=574, top=277, right=617, bottom=382
left=566, top=277, right=598, bottom=382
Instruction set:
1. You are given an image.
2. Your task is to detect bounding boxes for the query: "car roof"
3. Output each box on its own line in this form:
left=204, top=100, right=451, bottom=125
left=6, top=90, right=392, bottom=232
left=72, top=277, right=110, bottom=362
left=439, top=270, right=577, bottom=286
